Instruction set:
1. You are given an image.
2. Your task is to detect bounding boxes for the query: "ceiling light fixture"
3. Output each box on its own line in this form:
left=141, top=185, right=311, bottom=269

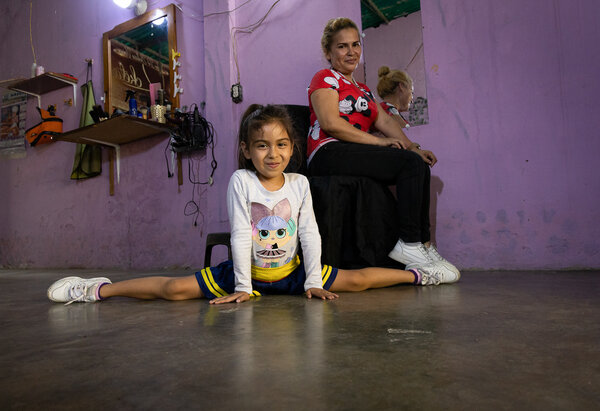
left=113, top=0, right=148, bottom=16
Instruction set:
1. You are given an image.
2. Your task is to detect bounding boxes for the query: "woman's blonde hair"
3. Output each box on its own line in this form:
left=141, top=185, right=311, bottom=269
left=321, top=17, right=359, bottom=62
left=376, top=66, right=413, bottom=99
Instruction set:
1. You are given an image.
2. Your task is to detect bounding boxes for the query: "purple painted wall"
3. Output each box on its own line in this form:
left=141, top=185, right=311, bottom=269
left=413, top=0, right=600, bottom=269
left=1, top=0, right=599, bottom=270
left=0, top=0, right=208, bottom=269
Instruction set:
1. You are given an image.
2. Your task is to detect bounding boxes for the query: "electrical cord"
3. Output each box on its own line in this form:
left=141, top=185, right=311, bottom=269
left=164, top=134, right=174, bottom=178
left=184, top=158, right=206, bottom=227
left=231, top=0, right=281, bottom=83
left=186, top=111, right=217, bottom=185
left=174, top=0, right=254, bottom=22
left=185, top=117, right=216, bottom=227
left=174, top=0, right=280, bottom=88
left=29, top=2, right=36, bottom=65
left=162, top=105, right=218, bottom=226
left=203, top=0, right=253, bottom=18
left=405, top=43, right=424, bottom=70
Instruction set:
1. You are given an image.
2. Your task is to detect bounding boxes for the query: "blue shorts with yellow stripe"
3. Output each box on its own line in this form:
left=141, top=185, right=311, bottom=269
left=195, top=260, right=338, bottom=300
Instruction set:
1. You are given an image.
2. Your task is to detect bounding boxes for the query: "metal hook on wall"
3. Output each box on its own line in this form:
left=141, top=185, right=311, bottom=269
left=173, top=85, right=183, bottom=98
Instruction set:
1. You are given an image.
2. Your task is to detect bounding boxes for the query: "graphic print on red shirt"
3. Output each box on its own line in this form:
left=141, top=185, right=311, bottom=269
left=307, top=69, right=379, bottom=163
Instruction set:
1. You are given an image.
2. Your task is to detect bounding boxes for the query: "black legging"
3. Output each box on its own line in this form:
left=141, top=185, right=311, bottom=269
left=308, top=141, right=431, bottom=244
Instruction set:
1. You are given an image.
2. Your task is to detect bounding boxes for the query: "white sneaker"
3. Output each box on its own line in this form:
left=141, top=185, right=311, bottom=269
left=426, top=244, right=461, bottom=274
left=426, top=244, right=447, bottom=262
left=388, top=239, right=432, bottom=265
left=47, top=276, right=111, bottom=305
left=406, top=261, right=461, bottom=285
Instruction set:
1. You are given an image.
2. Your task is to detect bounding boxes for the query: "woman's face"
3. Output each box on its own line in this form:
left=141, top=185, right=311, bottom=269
left=397, top=82, right=414, bottom=112
left=326, top=28, right=361, bottom=77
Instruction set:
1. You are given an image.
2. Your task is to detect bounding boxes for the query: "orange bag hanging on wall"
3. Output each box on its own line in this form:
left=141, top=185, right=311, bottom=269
left=25, top=106, right=63, bottom=147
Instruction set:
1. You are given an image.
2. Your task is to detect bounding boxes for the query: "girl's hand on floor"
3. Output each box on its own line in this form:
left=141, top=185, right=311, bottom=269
left=306, top=288, right=339, bottom=300
left=210, top=291, right=250, bottom=304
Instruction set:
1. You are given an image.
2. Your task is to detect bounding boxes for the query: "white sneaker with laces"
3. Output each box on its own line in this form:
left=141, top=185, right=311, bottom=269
left=406, top=261, right=461, bottom=285
left=47, top=276, right=111, bottom=305
left=426, top=244, right=461, bottom=274
left=426, top=244, right=447, bottom=262
left=388, top=239, right=432, bottom=265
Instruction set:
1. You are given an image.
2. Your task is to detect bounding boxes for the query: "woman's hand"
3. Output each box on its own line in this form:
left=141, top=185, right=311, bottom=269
left=410, top=145, right=437, bottom=167
left=376, top=137, right=403, bottom=149
left=373, top=109, right=413, bottom=149
left=306, top=288, right=339, bottom=300
left=210, top=291, right=250, bottom=304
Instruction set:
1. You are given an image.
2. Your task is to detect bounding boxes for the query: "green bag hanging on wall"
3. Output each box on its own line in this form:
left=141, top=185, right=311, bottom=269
left=70, top=72, right=102, bottom=180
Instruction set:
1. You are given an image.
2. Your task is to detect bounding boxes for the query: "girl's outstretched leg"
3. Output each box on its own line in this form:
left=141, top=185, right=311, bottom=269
left=99, top=275, right=202, bottom=300
left=329, top=261, right=461, bottom=292
left=48, top=275, right=203, bottom=304
left=330, top=267, right=416, bottom=292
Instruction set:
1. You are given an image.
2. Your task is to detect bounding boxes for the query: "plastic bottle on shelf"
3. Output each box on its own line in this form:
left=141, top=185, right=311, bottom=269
left=125, top=90, right=138, bottom=116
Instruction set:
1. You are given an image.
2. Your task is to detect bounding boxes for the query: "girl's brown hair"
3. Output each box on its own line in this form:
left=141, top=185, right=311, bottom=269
left=376, top=66, right=413, bottom=99
left=237, top=104, right=300, bottom=171
left=321, top=17, right=360, bottom=62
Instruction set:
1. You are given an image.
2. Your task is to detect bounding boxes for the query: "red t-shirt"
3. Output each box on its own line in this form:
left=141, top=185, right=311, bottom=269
left=307, top=69, right=379, bottom=163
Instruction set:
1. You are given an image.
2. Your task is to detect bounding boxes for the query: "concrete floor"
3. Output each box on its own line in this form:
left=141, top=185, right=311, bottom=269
left=0, top=269, right=598, bottom=410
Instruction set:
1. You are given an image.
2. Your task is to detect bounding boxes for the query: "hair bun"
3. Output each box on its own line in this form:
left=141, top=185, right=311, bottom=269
left=378, top=66, right=391, bottom=78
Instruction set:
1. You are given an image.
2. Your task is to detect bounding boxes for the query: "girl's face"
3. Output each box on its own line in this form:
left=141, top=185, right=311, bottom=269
left=241, top=122, right=293, bottom=190
left=326, top=28, right=361, bottom=77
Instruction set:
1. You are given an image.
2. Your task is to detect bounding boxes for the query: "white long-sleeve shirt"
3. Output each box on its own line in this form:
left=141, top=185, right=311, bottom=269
left=226, top=169, right=323, bottom=294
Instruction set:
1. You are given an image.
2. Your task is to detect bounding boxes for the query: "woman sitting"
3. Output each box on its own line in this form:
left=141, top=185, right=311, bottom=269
left=306, top=17, right=457, bottom=273
left=377, top=66, right=412, bottom=129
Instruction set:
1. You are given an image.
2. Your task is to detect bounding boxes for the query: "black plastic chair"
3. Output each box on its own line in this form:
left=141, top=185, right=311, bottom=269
left=204, top=232, right=232, bottom=267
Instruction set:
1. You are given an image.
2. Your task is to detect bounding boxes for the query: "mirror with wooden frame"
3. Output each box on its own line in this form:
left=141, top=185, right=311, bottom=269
left=361, top=0, right=428, bottom=126
left=103, top=4, right=178, bottom=115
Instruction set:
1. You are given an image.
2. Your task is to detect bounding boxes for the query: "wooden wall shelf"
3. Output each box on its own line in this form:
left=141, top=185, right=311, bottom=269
left=0, top=72, right=78, bottom=107
left=58, top=115, right=175, bottom=146
left=57, top=115, right=177, bottom=195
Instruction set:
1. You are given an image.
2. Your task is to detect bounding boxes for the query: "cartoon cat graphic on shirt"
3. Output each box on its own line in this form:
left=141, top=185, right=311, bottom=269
left=250, top=199, right=297, bottom=268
